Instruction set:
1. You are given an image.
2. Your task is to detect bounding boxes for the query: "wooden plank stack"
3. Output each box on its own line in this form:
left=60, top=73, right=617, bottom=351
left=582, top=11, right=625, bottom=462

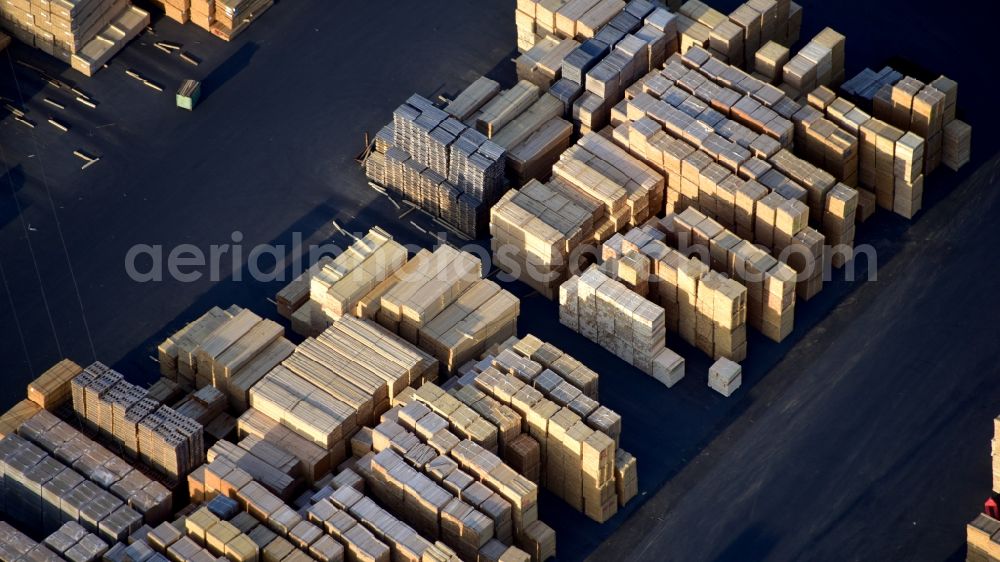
left=43, top=521, right=109, bottom=562
left=0, top=521, right=62, bottom=562
left=27, top=359, right=83, bottom=410
left=790, top=101, right=859, bottom=186
left=237, top=408, right=330, bottom=485
left=212, top=0, right=273, bottom=41
left=943, top=119, right=972, bottom=172
left=0, top=0, right=148, bottom=75
left=967, top=513, right=1000, bottom=562
left=708, top=357, right=742, bottom=397
left=754, top=40, right=789, bottom=84
left=780, top=27, right=845, bottom=97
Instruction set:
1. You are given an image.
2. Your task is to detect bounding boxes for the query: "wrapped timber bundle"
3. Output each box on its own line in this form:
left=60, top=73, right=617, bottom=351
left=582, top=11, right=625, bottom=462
left=366, top=94, right=507, bottom=238
left=967, top=513, right=1000, bottom=562
left=43, top=521, right=110, bottom=562
left=0, top=521, right=62, bottom=562
left=0, top=434, right=143, bottom=542
left=789, top=95, right=860, bottom=186
left=779, top=27, right=845, bottom=97
left=724, top=0, right=800, bottom=70
left=70, top=362, right=205, bottom=480
left=0, top=0, right=149, bottom=76
left=19, top=408, right=173, bottom=524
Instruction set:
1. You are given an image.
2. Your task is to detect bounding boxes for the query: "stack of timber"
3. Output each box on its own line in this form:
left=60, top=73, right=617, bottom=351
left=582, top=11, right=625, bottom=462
left=707, top=357, right=741, bottom=397
left=307, top=227, right=408, bottom=334
left=559, top=264, right=685, bottom=382
left=780, top=27, right=845, bottom=98
left=211, top=0, right=272, bottom=41
left=19, top=408, right=173, bottom=524
left=275, top=256, right=333, bottom=320
left=790, top=97, right=859, bottom=186
left=158, top=305, right=295, bottom=410
left=366, top=94, right=507, bottom=238
left=237, top=408, right=331, bottom=485
left=249, top=313, right=438, bottom=467
left=0, top=434, right=144, bottom=542
left=841, top=66, right=903, bottom=103
left=70, top=362, right=205, bottom=480
left=943, top=119, right=971, bottom=172
left=0, top=0, right=149, bottom=76
left=516, top=36, right=580, bottom=89
left=0, top=521, right=62, bottom=562
left=754, top=40, right=789, bottom=84
left=28, top=359, right=84, bottom=410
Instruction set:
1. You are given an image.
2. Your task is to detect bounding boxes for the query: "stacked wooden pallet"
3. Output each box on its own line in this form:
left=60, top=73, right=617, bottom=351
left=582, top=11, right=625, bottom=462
left=790, top=97, right=859, bottom=186
left=367, top=95, right=507, bottom=238
left=71, top=362, right=205, bottom=480
left=19, top=408, right=173, bottom=524
left=507, top=117, right=575, bottom=184
left=27, top=359, right=84, bottom=410
left=754, top=41, right=789, bottom=84
left=841, top=66, right=904, bottom=102
left=708, top=357, right=742, bottom=397
left=207, top=439, right=299, bottom=500
left=69, top=5, right=150, bottom=77
left=967, top=513, right=1000, bottom=562
left=943, top=119, right=972, bottom=171
left=237, top=408, right=330, bottom=485
left=158, top=305, right=238, bottom=385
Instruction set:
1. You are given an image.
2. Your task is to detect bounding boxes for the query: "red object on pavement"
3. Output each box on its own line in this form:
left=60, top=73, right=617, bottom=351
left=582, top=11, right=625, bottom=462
left=985, top=496, right=999, bottom=519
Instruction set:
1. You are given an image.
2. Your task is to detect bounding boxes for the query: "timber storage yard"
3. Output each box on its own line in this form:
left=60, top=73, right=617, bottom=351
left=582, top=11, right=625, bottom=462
left=0, top=0, right=998, bottom=561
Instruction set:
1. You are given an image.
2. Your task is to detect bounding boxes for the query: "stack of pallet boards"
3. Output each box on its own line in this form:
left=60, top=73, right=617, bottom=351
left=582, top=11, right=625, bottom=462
left=27, top=359, right=84, bottom=410
left=237, top=408, right=332, bottom=486
left=0, top=433, right=144, bottom=543
left=18, top=408, right=173, bottom=525
left=366, top=94, right=507, bottom=238
left=515, top=0, right=654, bottom=53
left=364, top=395, right=555, bottom=560
left=211, top=0, right=272, bottom=40
left=248, top=313, right=438, bottom=468
left=678, top=0, right=801, bottom=70
left=610, top=220, right=749, bottom=359
left=791, top=91, right=859, bottom=186
left=779, top=27, right=845, bottom=98
left=0, top=521, right=62, bottom=562
left=0, top=400, right=42, bottom=438
left=43, top=521, right=113, bottom=562
left=275, top=256, right=333, bottom=321
left=158, top=305, right=295, bottom=411
left=0, top=0, right=149, bottom=76
left=841, top=66, right=904, bottom=103
left=70, top=362, right=205, bottom=480
left=810, top=88, right=928, bottom=219
left=559, top=264, right=686, bottom=384
left=872, top=74, right=971, bottom=174
left=753, top=40, right=789, bottom=84
left=446, top=76, right=574, bottom=185
left=307, top=227, right=409, bottom=335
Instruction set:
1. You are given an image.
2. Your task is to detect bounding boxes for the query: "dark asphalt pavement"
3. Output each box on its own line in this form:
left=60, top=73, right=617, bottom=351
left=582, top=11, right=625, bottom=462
left=1, top=1, right=998, bottom=561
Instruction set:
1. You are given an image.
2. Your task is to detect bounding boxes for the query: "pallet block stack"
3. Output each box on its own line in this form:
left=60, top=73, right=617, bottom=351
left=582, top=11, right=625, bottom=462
left=17, top=409, right=173, bottom=525
left=789, top=99, right=859, bottom=186
left=366, top=94, right=508, bottom=238
left=43, top=521, right=111, bottom=562
left=69, top=362, right=205, bottom=480
left=0, top=521, right=62, bottom=562
left=754, top=40, right=789, bottom=84
left=0, top=0, right=149, bottom=76
left=707, top=357, right=742, bottom=397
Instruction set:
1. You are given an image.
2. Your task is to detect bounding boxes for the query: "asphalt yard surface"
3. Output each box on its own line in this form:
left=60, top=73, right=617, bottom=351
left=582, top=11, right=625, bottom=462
left=0, top=1, right=997, bottom=560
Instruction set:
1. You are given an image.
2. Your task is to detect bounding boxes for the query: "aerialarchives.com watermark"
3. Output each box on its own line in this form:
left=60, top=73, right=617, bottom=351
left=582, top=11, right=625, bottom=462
left=124, top=230, right=878, bottom=286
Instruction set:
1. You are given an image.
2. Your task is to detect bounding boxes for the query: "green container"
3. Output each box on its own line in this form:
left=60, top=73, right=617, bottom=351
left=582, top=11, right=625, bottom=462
left=176, top=80, right=202, bottom=111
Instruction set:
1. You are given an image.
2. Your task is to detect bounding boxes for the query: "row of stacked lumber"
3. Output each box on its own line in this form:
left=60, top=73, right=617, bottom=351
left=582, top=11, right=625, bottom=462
left=158, top=304, right=295, bottom=412
left=365, top=94, right=508, bottom=238
left=490, top=131, right=664, bottom=298
left=41, top=521, right=113, bottom=562
left=70, top=362, right=205, bottom=480
left=0, top=433, right=145, bottom=544
left=148, top=0, right=271, bottom=41
left=446, top=336, right=637, bottom=522
left=246, top=314, right=439, bottom=470
left=778, top=27, right=845, bottom=97
left=0, top=0, right=149, bottom=76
